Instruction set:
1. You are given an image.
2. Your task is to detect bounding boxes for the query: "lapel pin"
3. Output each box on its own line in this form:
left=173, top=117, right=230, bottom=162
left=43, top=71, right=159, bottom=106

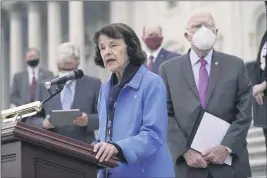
left=215, top=62, right=218, bottom=65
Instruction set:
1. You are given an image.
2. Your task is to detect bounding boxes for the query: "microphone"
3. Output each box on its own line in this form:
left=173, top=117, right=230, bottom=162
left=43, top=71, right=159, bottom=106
left=45, top=69, right=84, bottom=89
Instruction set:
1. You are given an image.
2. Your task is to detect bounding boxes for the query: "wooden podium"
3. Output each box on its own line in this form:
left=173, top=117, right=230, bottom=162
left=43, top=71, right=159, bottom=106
left=1, top=122, right=118, bottom=178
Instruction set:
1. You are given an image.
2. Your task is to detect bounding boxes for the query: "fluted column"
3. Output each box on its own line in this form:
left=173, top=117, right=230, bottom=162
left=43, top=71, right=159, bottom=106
left=110, top=2, right=134, bottom=25
left=27, top=2, right=41, bottom=50
left=1, top=26, right=5, bottom=110
left=47, top=1, right=62, bottom=73
left=9, top=9, right=24, bottom=82
left=1, top=25, right=10, bottom=110
left=68, top=1, right=85, bottom=71
left=0, top=26, right=2, bottom=111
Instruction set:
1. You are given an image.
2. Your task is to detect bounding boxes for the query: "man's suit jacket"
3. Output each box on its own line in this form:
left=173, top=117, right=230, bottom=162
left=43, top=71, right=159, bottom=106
left=159, top=49, right=252, bottom=178
left=246, top=61, right=267, bottom=128
left=32, top=74, right=101, bottom=143
left=145, top=48, right=180, bottom=74
left=10, top=68, right=53, bottom=106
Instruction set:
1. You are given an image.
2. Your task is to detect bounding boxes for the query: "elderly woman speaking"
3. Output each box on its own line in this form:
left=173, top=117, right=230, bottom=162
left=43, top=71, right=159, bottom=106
left=92, top=23, right=174, bottom=177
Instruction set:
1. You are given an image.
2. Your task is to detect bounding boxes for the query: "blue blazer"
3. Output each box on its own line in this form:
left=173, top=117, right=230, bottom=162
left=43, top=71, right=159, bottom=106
left=97, top=65, right=174, bottom=177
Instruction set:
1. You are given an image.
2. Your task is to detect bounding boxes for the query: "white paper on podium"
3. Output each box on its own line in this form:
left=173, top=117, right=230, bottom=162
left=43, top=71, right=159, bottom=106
left=190, top=112, right=232, bottom=166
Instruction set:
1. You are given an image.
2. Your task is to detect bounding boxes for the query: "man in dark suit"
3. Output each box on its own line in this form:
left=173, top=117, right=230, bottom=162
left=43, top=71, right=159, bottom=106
left=159, top=10, right=252, bottom=178
left=10, top=48, right=53, bottom=106
left=30, top=42, right=101, bottom=143
left=142, top=24, right=180, bottom=74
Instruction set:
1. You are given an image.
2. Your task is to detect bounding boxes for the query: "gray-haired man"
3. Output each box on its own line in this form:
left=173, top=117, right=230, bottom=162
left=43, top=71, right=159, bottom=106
left=159, top=10, right=252, bottom=178
left=34, top=42, right=102, bottom=143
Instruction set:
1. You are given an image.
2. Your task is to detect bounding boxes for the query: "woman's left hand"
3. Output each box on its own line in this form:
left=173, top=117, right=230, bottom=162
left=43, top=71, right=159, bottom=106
left=93, top=141, right=118, bottom=162
left=253, top=82, right=267, bottom=96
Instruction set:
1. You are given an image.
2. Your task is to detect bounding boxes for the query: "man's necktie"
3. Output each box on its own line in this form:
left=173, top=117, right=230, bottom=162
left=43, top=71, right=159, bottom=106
left=62, top=82, right=73, bottom=110
left=198, top=59, right=209, bottom=108
left=30, top=71, right=37, bottom=102
left=147, top=55, right=154, bottom=71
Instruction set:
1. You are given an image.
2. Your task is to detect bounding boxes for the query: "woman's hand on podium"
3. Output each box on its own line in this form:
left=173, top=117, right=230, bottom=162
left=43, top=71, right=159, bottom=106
left=93, top=141, right=118, bottom=162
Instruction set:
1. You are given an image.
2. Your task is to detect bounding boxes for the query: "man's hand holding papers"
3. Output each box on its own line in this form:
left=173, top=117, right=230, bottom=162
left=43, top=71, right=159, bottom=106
left=183, top=149, right=208, bottom=168
left=202, top=145, right=230, bottom=165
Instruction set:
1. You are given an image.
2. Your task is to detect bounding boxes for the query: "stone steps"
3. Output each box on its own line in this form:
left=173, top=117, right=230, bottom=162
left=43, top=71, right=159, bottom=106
left=247, top=126, right=266, bottom=177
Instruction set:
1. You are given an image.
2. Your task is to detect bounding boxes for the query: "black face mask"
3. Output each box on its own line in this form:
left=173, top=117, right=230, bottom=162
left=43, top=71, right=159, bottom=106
left=27, top=59, right=39, bottom=67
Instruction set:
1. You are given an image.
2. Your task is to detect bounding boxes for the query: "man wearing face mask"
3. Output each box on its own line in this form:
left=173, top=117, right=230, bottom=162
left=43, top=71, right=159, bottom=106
left=10, top=48, right=54, bottom=106
left=35, top=42, right=102, bottom=143
left=159, top=10, right=252, bottom=178
left=142, top=24, right=180, bottom=74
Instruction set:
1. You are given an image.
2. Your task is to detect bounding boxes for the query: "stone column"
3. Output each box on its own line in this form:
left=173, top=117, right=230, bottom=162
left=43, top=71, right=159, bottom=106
left=27, top=2, right=41, bottom=50
left=1, top=25, right=10, bottom=110
left=1, top=26, right=4, bottom=110
left=9, top=8, right=24, bottom=82
left=68, top=1, right=85, bottom=71
left=47, top=1, right=62, bottom=74
left=110, top=2, right=133, bottom=25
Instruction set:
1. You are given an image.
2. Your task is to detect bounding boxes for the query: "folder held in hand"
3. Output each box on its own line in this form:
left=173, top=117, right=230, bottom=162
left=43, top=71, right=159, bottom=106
left=187, top=110, right=232, bottom=166
left=50, top=109, right=82, bottom=127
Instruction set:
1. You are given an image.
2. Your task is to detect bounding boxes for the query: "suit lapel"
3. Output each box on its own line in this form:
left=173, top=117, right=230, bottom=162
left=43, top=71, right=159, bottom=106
left=71, top=79, right=82, bottom=109
left=153, top=49, right=165, bottom=70
left=206, top=51, right=222, bottom=105
left=50, top=84, right=62, bottom=110
left=54, top=93, right=62, bottom=110
left=38, top=68, right=44, bottom=81
left=23, top=70, right=30, bottom=103
left=181, top=54, right=199, bottom=99
left=144, top=49, right=166, bottom=69
left=255, top=63, right=262, bottom=83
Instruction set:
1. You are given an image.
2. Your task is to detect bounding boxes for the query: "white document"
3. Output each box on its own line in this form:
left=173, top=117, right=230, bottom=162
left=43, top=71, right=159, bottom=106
left=190, top=112, right=232, bottom=166
left=50, top=109, right=82, bottom=126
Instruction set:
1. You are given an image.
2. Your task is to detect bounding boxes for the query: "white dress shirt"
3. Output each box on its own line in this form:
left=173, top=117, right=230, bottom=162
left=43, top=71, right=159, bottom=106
left=27, top=66, right=39, bottom=84
left=146, top=46, right=163, bottom=66
left=190, top=49, right=213, bottom=90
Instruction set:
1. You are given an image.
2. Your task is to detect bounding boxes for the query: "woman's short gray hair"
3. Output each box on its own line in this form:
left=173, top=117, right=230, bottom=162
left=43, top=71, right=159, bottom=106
left=57, top=42, right=80, bottom=64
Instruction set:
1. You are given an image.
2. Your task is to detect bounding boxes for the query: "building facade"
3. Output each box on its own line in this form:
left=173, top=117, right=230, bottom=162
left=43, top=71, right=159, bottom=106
left=1, top=1, right=266, bottom=109
left=1, top=1, right=266, bottom=176
left=1, top=1, right=112, bottom=109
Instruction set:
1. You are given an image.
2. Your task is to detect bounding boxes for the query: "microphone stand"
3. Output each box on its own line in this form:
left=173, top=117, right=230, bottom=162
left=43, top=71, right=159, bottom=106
left=41, top=84, right=65, bottom=105
left=21, top=84, right=65, bottom=123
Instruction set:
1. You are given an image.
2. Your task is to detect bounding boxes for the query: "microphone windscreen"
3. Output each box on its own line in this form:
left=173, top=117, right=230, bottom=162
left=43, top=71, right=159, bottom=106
left=75, top=69, right=84, bottom=79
